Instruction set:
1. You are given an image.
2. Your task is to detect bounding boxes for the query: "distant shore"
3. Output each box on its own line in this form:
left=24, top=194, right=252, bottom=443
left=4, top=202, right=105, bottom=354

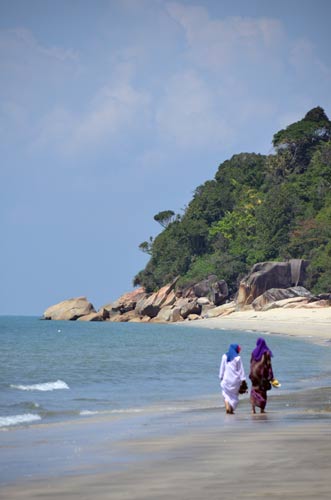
left=182, top=306, right=331, bottom=345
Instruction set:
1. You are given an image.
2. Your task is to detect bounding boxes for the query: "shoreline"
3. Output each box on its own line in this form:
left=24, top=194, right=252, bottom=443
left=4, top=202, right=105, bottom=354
left=182, top=307, right=331, bottom=345
left=2, top=312, right=331, bottom=499
left=1, top=387, right=331, bottom=499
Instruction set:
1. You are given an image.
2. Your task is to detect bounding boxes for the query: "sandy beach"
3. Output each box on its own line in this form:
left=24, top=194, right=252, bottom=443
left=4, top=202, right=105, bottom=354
left=1, top=391, right=331, bottom=500
left=185, top=306, right=331, bottom=345
left=1, top=307, right=331, bottom=500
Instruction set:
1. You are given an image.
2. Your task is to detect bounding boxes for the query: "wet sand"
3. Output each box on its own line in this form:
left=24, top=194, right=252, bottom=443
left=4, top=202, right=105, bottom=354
left=2, top=309, right=331, bottom=499
left=1, top=388, right=331, bottom=500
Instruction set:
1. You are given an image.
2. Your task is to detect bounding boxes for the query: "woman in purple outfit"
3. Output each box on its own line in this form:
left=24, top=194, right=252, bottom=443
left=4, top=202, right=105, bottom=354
left=249, top=337, right=274, bottom=414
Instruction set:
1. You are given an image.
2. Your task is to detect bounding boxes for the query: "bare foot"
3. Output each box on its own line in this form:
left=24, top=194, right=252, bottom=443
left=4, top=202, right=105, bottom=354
left=228, top=404, right=234, bottom=414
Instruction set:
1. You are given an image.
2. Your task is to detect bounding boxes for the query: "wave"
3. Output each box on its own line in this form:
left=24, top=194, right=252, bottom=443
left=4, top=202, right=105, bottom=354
left=10, top=379, right=69, bottom=392
left=0, top=413, right=41, bottom=428
left=79, top=410, right=99, bottom=416
left=109, top=408, right=144, bottom=414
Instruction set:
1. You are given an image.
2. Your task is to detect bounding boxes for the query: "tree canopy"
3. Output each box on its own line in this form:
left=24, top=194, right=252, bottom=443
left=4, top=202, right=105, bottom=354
left=134, top=107, right=331, bottom=295
left=272, top=106, right=331, bottom=170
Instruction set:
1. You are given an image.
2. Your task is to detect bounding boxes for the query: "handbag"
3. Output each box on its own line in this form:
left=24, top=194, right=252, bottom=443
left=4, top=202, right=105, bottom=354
left=261, top=379, right=272, bottom=391
left=238, top=380, right=248, bottom=394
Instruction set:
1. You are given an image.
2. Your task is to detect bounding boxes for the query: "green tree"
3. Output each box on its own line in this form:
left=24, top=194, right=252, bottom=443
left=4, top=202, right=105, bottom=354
left=134, top=108, right=331, bottom=297
left=153, top=210, right=175, bottom=228
left=138, top=237, right=153, bottom=255
left=253, top=184, right=300, bottom=260
left=210, top=189, right=263, bottom=263
left=272, top=106, right=331, bottom=171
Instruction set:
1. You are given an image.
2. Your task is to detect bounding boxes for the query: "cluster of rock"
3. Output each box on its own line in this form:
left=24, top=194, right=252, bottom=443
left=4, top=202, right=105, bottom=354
left=42, top=260, right=331, bottom=322
left=42, top=275, right=229, bottom=322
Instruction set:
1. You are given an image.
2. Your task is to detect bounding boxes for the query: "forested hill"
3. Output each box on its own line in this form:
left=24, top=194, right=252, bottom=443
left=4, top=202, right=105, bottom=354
left=134, top=106, right=331, bottom=296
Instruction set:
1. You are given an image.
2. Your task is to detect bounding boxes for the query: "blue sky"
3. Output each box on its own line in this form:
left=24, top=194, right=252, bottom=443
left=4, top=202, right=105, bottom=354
left=1, top=0, right=330, bottom=315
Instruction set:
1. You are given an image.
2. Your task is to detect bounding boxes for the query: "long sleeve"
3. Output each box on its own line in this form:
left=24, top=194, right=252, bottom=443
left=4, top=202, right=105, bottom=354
left=266, top=353, right=274, bottom=381
left=237, top=356, right=246, bottom=381
left=219, top=354, right=226, bottom=380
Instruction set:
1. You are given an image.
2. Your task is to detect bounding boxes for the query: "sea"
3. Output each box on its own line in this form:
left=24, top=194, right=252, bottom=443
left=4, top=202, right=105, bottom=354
left=1, top=316, right=331, bottom=485
left=1, top=315, right=331, bottom=430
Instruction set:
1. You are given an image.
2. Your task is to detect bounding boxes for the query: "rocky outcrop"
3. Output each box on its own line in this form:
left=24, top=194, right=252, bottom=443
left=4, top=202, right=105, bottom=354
left=106, top=287, right=146, bottom=314
left=43, top=297, right=95, bottom=321
left=42, top=259, right=330, bottom=323
left=252, top=286, right=313, bottom=311
left=204, top=301, right=236, bottom=318
left=108, top=309, right=141, bottom=322
left=237, top=260, right=308, bottom=307
left=179, top=298, right=201, bottom=319
left=77, top=308, right=109, bottom=321
left=154, top=305, right=183, bottom=322
left=135, top=279, right=179, bottom=318
left=182, top=275, right=229, bottom=306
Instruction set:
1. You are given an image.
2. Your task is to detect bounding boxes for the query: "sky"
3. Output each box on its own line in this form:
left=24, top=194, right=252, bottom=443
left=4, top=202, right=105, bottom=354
left=1, top=0, right=331, bottom=315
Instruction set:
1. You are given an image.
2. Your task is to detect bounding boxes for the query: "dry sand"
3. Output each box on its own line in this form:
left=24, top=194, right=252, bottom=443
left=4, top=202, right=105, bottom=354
left=1, top=307, right=331, bottom=500
left=185, top=306, right=331, bottom=344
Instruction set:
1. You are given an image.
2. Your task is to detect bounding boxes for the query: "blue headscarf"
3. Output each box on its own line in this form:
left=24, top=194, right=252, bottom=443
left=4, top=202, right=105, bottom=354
left=226, top=343, right=240, bottom=362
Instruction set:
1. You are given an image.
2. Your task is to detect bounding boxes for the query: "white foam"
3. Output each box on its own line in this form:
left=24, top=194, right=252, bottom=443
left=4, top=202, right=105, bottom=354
left=80, top=410, right=99, bottom=416
left=11, top=379, right=69, bottom=392
left=109, top=408, right=144, bottom=414
left=0, top=413, right=41, bottom=428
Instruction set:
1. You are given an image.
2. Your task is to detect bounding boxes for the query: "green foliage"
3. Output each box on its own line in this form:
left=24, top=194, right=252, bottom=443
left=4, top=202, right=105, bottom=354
left=177, top=253, right=247, bottom=296
left=134, top=107, right=331, bottom=296
left=138, top=237, right=153, bottom=255
left=153, top=210, right=175, bottom=228
left=272, top=106, right=331, bottom=170
left=209, top=188, right=263, bottom=264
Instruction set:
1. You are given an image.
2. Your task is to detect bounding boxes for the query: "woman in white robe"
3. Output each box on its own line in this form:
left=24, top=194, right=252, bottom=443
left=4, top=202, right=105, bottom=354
left=219, top=343, right=246, bottom=414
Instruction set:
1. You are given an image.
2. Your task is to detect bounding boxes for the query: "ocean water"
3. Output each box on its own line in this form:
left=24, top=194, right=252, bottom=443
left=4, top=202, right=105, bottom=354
left=1, top=315, right=331, bottom=430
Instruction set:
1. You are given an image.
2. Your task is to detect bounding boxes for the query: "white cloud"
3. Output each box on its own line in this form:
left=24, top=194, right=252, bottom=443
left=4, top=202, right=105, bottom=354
left=0, top=27, right=150, bottom=156
left=0, top=27, right=81, bottom=151
left=289, top=37, right=331, bottom=80
left=156, top=70, right=232, bottom=149
left=32, top=72, right=150, bottom=155
left=166, top=2, right=285, bottom=72
left=70, top=81, right=149, bottom=151
left=0, top=28, right=79, bottom=81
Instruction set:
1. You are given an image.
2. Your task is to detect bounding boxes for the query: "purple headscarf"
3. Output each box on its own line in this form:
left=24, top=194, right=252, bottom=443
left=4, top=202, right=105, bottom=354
left=251, top=337, right=273, bottom=361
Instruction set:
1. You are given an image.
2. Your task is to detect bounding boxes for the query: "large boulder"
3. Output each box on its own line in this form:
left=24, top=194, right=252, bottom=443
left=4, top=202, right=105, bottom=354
left=108, top=287, right=146, bottom=314
left=43, top=297, right=95, bottom=321
left=204, top=301, right=236, bottom=318
left=237, top=260, right=308, bottom=307
left=182, top=275, right=229, bottom=306
left=108, top=310, right=140, bottom=322
left=155, top=306, right=174, bottom=322
left=135, top=292, right=161, bottom=318
left=154, top=305, right=184, bottom=323
left=179, top=299, right=201, bottom=319
left=77, top=309, right=108, bottom=322
left=252, top=287, right=313, bottom=311
left=136, top=279, right=178, bottom=318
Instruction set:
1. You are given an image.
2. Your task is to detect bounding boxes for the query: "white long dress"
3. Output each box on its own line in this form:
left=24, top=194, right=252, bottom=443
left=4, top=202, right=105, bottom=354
left=219, top=354, right=246, bottom=410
